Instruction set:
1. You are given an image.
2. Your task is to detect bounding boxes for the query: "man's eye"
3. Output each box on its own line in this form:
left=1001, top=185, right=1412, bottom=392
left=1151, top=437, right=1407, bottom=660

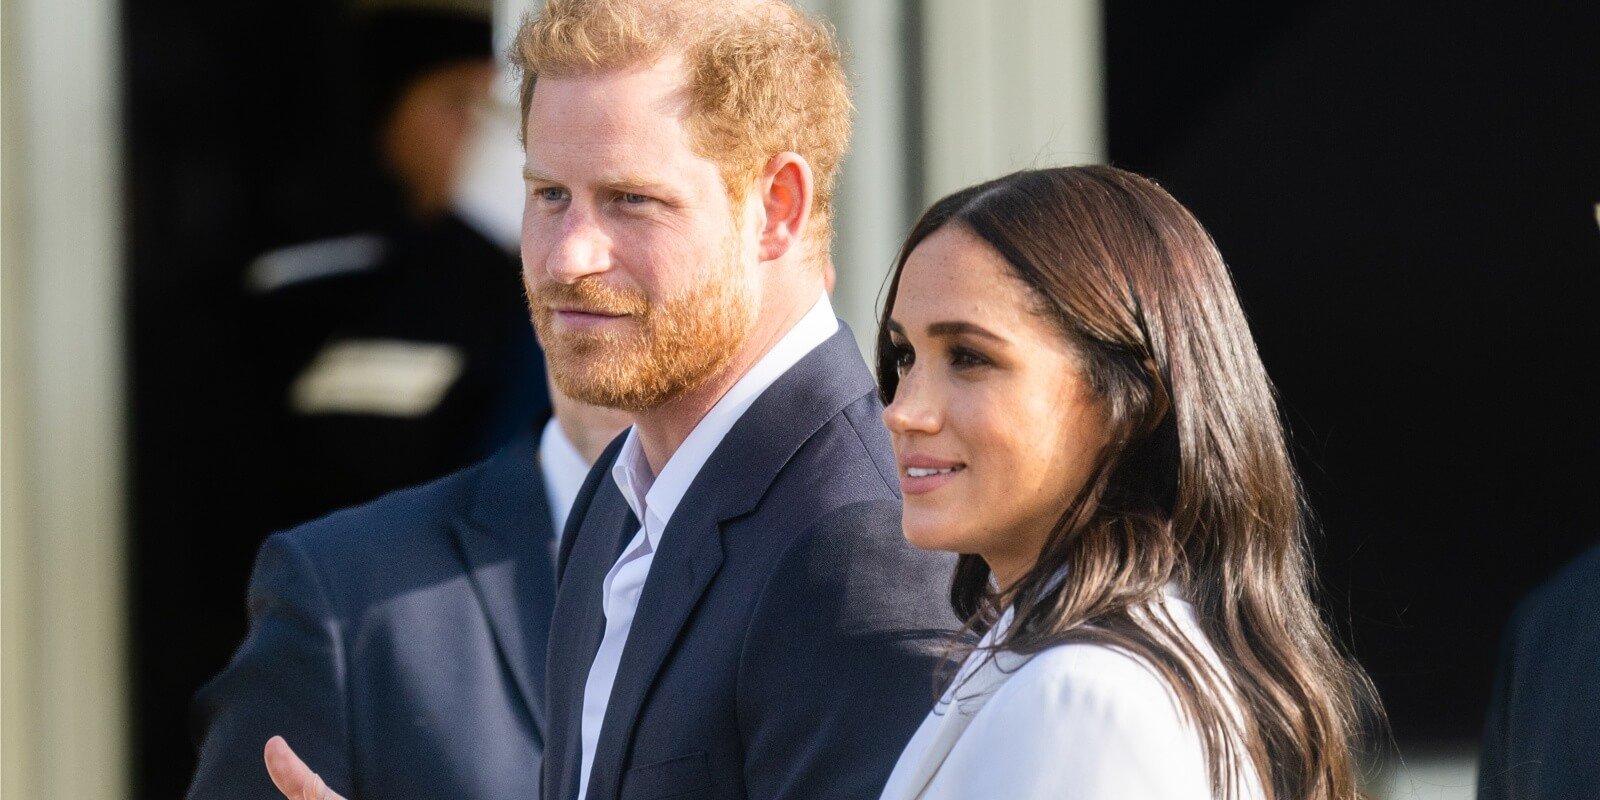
left=538, top=187, right=568, bottom=203
left=620, top=192, right=650, bottom=205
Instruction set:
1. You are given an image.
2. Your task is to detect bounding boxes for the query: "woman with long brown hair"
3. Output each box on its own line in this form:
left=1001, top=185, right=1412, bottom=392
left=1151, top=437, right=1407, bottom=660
left=875, top=166, right=1378, bottom=799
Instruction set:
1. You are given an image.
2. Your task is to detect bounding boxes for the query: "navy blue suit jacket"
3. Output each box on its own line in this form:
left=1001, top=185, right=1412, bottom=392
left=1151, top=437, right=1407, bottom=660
left=1478, top=541, right=1600, bottom=800
left=543, top=325, right=959, bottom=800
left=189, top=425, right=557, bottom=799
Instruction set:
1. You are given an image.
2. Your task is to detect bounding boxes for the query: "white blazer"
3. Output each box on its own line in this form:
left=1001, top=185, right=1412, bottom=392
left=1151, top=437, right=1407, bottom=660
left=878, top=589, right=1265, bottom=800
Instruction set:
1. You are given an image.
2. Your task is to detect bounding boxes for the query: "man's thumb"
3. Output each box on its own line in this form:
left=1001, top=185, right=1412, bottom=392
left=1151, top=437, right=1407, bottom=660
left=264, top=736, right=342, bottom=800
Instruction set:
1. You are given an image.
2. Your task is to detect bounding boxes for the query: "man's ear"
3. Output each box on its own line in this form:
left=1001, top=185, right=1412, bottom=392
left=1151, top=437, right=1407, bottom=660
left=756, top=152, right=814, bottom=263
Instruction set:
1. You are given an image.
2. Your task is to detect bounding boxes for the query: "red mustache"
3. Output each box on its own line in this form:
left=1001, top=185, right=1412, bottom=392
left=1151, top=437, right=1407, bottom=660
left=533, top=278, right=650, bottom=317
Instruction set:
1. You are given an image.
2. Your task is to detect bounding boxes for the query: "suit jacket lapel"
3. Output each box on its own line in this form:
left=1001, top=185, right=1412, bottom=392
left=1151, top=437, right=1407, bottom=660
left=583, top=325, right=881, bottom=800
left=548, top=472, right=637, bottom=798
left=451, top=424, right=559, bottom=740
left=707, top=324, right=885, bottom=520
left=585, top=491, right=726, bottom=800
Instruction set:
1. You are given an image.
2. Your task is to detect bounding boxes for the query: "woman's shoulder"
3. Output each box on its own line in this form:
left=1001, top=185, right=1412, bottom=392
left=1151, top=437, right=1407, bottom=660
left=979, top=593, right=1227, bottom=742
left=945, top=638, right=1218, bottom=799
left=997, top=638, right=1190, bottom=727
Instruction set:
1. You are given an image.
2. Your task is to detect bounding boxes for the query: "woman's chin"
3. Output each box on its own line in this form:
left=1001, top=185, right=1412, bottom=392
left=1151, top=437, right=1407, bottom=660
left=901, top=511, right=971, bottom=554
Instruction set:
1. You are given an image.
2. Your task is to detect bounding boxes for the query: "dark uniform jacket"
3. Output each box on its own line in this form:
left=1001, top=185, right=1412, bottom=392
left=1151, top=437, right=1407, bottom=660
left=247, top=213, right=548, bottom=530
left=543, top=325, right=959, bottom=800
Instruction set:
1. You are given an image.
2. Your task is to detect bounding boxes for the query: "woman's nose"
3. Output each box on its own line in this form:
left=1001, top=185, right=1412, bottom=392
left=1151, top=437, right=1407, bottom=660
left=882, top=371, right=941, bottom=436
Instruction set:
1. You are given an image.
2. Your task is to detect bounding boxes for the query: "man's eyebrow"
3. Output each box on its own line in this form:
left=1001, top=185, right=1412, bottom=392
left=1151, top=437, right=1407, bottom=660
left=521, top=168, right=669, bottom=190
left=599, top=173, right=672, bottom=191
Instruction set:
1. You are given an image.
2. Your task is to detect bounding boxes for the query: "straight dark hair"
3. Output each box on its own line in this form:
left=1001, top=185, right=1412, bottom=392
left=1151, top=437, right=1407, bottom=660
left=877, top=166, right=1381, bottom=800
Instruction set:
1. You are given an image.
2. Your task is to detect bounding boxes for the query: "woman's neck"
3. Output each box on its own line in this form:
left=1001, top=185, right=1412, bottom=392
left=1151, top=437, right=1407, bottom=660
left=983, top=552, right=1037, bottom=598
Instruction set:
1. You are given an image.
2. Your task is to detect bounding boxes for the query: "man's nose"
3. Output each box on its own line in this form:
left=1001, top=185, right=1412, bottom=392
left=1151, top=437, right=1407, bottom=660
left=545, top=207, right=612, bottom=284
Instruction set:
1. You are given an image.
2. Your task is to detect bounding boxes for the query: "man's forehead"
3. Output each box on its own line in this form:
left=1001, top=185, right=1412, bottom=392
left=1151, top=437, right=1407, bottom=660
left=528, top=56, right=690, bottom=121
left=522, top=64, right=710, bottom=179
left=522, top=109, right=690, bottom=175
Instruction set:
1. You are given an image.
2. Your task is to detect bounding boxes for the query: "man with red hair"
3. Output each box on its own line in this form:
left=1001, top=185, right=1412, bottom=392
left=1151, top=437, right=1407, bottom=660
left=263, top=2, right=955, bottom=800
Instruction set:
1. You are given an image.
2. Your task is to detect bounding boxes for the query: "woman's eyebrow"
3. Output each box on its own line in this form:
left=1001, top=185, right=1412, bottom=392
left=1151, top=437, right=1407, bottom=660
left=926, top=320, right=1005, bottom=343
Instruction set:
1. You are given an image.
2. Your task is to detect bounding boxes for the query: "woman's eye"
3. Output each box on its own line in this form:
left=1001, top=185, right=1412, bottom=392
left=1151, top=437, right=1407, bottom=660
left=950, top=346, right=990, bottom=369
left=890, top=344, right=914, bottom=374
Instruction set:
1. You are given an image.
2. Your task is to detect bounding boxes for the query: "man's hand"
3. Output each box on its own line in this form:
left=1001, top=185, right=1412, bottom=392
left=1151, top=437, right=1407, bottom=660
left=264, top=736, right=348, bottom=800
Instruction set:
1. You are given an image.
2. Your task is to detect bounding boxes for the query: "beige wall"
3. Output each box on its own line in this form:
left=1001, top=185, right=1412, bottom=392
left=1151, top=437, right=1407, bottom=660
left=919, top=0, right=1104, bottom=204
left=800, top=0, right=1104, bottom=356
left=793, top=0, right=918, bottom=357
left=2, top=0, right=129, bottom=794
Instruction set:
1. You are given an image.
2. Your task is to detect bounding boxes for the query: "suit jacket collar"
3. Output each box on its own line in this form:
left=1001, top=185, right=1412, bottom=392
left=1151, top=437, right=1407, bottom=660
left=705, top=322, right=879, bottom=520
left=579, top=323, right=878, bottom=800
left=609, top=292, right=840, bottom=547
left=451, top=420, right=559, bottom=742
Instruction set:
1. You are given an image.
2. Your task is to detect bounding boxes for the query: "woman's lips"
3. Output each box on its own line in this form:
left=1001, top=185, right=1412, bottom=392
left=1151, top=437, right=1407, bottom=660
left=898, top=456, right=965, bottom=496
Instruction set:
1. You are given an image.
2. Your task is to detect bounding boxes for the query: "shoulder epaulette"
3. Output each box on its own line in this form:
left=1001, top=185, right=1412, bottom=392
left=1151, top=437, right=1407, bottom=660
left=246, top=233, right=387, bottom=293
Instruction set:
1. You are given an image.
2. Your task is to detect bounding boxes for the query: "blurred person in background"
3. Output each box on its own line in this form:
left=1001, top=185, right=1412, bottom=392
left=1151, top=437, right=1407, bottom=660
left=1477, top=541, right=1600, bottom=800
left=187, top=378, right=629, bottom=800
left=243, top=0, right=549, bottom=531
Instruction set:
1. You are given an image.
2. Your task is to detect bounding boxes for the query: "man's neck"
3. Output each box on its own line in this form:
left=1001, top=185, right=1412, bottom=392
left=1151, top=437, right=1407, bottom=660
left=632, top=293, right=817, bottom=475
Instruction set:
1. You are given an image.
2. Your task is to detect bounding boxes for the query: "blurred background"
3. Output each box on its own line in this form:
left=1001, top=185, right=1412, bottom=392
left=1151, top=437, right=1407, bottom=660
left=3, top=1, right=1597, bottom=798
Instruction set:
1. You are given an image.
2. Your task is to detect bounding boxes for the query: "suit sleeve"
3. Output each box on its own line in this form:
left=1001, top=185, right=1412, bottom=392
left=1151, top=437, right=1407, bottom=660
left=735, top=499, right=957, bottom=800
left=187, top=532, right=354, bottom=800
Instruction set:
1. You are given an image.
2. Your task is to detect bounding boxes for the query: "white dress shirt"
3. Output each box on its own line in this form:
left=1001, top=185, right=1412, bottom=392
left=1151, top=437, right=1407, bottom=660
left=575, top=293, right=839, bottom=800
left=878, top=587, right=1265, bottom=800
left=538, top=416, right=592, bottom=540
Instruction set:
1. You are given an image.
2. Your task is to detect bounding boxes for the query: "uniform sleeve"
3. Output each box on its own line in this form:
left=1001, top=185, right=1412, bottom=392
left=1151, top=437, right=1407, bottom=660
left=936, top=647, right=1220, bottom=800
left=735, top=499, right=958, bottom=800
left=187, top=532, right=353, bottom=800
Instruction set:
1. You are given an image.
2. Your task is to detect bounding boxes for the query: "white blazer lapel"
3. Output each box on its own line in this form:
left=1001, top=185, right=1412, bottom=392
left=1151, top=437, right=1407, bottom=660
left=884, top=645, right=1035, bottom=800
